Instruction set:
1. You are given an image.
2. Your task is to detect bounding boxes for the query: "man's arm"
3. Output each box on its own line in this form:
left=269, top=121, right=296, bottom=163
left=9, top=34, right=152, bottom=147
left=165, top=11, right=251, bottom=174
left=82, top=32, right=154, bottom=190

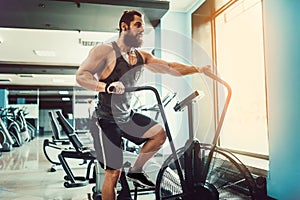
left=141, top=51, right=210, bottom=76
left=76, top=45, right=110, bottom=92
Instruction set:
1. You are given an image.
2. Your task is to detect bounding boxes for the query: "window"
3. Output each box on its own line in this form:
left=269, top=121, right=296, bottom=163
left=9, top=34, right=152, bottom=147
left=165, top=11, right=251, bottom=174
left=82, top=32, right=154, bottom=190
left=215, top=0, right=268, bottom=168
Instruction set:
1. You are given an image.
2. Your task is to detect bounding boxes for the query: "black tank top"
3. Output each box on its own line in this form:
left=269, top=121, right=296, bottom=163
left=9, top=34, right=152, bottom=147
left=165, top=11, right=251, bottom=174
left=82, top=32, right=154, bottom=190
left=97, top=41, right=144, bottom=122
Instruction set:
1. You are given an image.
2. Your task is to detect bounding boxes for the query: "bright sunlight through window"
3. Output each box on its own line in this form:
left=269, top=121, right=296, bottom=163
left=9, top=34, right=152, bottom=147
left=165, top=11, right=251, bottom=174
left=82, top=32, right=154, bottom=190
left=215, top=0, right=269, bottom=169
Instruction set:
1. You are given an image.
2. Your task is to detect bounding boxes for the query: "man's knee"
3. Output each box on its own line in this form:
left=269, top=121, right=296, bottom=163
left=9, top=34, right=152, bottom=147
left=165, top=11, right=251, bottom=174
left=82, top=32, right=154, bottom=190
left=143, top=124, right=167, bottom=145
left=153, top=125, right=167, bottom=145
left=159, top=127, right=167, bottom=144
left=105, top=169, right=121, bottom=180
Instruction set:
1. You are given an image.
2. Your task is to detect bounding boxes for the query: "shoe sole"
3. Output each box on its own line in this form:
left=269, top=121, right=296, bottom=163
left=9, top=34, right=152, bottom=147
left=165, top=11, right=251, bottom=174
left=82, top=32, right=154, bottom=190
left=126, top=176, right=155, bottom=189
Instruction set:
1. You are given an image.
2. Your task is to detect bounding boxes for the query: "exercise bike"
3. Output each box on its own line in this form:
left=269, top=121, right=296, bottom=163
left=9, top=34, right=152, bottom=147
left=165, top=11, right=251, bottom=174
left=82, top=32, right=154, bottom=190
left=0, top=115, right=14, bottom=152
left=153, top=70, right=259, bottom=199
left=93, top=70, right=261, bottom=199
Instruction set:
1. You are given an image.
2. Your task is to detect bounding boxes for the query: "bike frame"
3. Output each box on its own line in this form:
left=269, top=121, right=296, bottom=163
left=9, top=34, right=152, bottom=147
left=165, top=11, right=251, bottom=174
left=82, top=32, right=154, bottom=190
left=125, top=70, right=232, bottom=194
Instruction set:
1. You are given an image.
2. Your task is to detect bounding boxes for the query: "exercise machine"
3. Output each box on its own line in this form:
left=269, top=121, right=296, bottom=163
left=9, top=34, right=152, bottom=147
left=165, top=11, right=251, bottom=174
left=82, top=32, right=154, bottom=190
left=0, top=116, right=14, bottom=152
left=3, top=107, right=23, bottom=147
left=56, top=110, right=96, bottom=188
left=92, top=70, right=263, bottom=199
left=43, top=111, right=71, bottom=171
left=155, top=70, right=260, bottom=199
left=0, top=107, right=21, bottom=148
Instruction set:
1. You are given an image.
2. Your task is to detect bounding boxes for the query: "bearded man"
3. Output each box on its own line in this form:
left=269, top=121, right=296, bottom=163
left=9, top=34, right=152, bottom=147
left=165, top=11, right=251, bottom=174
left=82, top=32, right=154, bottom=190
left=76, top=10, right=210, bottom=200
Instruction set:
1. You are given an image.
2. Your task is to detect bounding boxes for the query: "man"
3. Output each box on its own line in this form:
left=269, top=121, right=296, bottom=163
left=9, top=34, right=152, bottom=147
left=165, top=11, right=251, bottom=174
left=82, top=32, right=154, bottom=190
left=76, top=10, right=210, bottom=200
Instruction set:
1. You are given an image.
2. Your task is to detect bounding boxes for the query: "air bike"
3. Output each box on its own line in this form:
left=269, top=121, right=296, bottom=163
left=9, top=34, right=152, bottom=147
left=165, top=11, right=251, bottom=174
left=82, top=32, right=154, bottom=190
left=93, top=70, right=261, bottom=199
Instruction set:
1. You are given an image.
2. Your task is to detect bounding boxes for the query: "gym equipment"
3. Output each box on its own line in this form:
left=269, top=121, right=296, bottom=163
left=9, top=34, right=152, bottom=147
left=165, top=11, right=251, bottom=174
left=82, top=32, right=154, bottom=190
left=43, top=111, right=71, bottom=171
left=16, top=108, right=31, bottom=143
left=7, top=107, right=31, bottom=144
left=126, top=71, right=258, bottom=199
left=154, top=70, right=259, bottom=199
left=0, top=107, right=22, bottom=147
left=26, top=121, right=37, bottom=140
left=56, top=110, right=96, bottom=188
left=0, top=116, right=14, bottom=152
left=48, top=111, right=69, bottom=144
left=92, top=70, right=262, bottom=199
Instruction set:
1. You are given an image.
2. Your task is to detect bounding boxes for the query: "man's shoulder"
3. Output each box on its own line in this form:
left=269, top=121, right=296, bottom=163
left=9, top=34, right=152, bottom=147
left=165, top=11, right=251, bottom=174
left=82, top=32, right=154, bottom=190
left=90, top=42, right=114, bottom=55
left=96, top=42, right=114, bottom=51
left=137, top=49, right=152, bottom=63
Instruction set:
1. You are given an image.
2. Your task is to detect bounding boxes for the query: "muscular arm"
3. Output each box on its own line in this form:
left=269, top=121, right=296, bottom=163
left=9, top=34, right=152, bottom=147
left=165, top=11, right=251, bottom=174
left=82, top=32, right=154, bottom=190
left=141, top=51, right=209, bottom=76
left=76, top=45, right=110, bottom=92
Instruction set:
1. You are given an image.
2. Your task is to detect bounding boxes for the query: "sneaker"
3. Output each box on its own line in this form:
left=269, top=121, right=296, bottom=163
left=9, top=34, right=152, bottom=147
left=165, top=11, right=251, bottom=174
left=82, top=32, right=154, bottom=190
left=127, top=167, right=155, bottom=188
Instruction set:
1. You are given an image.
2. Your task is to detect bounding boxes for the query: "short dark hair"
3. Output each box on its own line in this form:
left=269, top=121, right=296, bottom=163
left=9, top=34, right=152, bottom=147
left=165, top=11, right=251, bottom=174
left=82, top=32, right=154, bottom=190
left=119, top=10, right=142, bottom=35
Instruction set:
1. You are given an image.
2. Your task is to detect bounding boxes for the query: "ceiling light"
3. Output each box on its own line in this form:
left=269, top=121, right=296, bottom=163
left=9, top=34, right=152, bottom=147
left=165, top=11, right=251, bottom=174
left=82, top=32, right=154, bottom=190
left=62, top=97, right=71, bottom=101
left=33, top=50, right=56, bottom=57
left=19, top=90, right=34, bottom=94
left=58, top=91, right=69, bottom=95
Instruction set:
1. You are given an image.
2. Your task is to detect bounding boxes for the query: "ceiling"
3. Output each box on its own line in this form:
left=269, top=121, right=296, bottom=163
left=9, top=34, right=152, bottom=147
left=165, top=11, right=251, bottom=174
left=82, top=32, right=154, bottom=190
left=0, top=0, right=169, bottom=32
left=0, top=0, right=200, bottom=89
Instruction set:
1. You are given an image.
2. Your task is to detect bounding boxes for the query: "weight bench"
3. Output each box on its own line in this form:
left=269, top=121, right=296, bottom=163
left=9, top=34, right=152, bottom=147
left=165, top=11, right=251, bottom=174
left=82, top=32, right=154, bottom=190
left=56, top=110, right=156, bottom=198
left=56, top=110, right=96, bottom=188
left=43, top=111, right=71, bottom=171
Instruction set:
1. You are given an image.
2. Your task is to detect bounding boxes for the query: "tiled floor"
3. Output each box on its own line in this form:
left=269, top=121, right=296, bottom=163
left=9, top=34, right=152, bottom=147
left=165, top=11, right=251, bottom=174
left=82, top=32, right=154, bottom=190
left=0, top=136, right=155, bottom=200
left=0, top=135, right=274, bottom=200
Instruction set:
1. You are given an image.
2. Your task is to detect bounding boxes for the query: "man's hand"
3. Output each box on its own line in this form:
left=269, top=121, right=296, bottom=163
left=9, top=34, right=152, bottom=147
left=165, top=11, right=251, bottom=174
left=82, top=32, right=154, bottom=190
left=197, top=65, right=211, bottom=73
left=107, top=81, right=125, bottom=94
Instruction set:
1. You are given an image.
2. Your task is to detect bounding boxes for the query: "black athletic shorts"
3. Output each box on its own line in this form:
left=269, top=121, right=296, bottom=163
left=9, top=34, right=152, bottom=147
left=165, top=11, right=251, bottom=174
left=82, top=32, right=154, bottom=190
left=90, top=112, right=158, bottom=170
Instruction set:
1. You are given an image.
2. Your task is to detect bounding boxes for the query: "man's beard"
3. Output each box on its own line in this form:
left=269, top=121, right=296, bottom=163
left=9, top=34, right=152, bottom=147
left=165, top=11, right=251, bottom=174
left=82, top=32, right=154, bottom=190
left=124, top=31, right=143, bottom=48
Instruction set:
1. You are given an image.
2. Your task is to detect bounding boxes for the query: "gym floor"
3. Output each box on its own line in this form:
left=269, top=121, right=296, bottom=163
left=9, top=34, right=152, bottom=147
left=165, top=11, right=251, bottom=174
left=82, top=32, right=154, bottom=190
left=0, top=136, right=155, bottom=200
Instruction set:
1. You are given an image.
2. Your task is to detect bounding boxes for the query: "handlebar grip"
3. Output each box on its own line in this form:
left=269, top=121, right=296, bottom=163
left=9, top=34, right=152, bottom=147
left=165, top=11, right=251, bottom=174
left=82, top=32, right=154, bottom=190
left=107, top=81, right=150, bottom=93
left=108, top=86, right=140, bottom=93
left=108, top=85, right=115, bottom=92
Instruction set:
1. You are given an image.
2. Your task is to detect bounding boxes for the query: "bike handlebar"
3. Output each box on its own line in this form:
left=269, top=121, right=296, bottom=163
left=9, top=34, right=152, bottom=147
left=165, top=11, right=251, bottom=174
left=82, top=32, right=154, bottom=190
left=203, top=70, right=232, bottom=145
left=108, top=70, right=231, bottom=94
left=108, top=70, right=231, bottom=146
left=108, top=85, right=158, bottom=93
left=203, top=70, right=232, bottom=95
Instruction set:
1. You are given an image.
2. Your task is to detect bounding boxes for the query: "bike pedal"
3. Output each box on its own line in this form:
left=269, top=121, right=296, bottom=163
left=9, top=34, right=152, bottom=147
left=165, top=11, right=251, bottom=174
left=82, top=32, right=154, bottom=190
left=133, top=181, right=144, bottom=188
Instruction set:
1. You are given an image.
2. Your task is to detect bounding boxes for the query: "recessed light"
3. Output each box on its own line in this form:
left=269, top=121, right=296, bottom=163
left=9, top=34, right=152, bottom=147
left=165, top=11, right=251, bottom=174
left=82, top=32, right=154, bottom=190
left=58, top=91, right=69, bottom=95
left=33, top=50, right=56, bottom=57
left=62, top=97, right=71, bottom=101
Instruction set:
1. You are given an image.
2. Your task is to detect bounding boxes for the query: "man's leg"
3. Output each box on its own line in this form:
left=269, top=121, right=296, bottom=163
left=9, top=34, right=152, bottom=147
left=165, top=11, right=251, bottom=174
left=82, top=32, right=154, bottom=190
left=94, top=119, right=124, bottom=199
left=126, top=124, right=166, bottom=187
left=102, top=169, right=121, bottom=200
left=119, top=113, right=167, bottom=187
left=131, top=124, right=166, bottom=171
